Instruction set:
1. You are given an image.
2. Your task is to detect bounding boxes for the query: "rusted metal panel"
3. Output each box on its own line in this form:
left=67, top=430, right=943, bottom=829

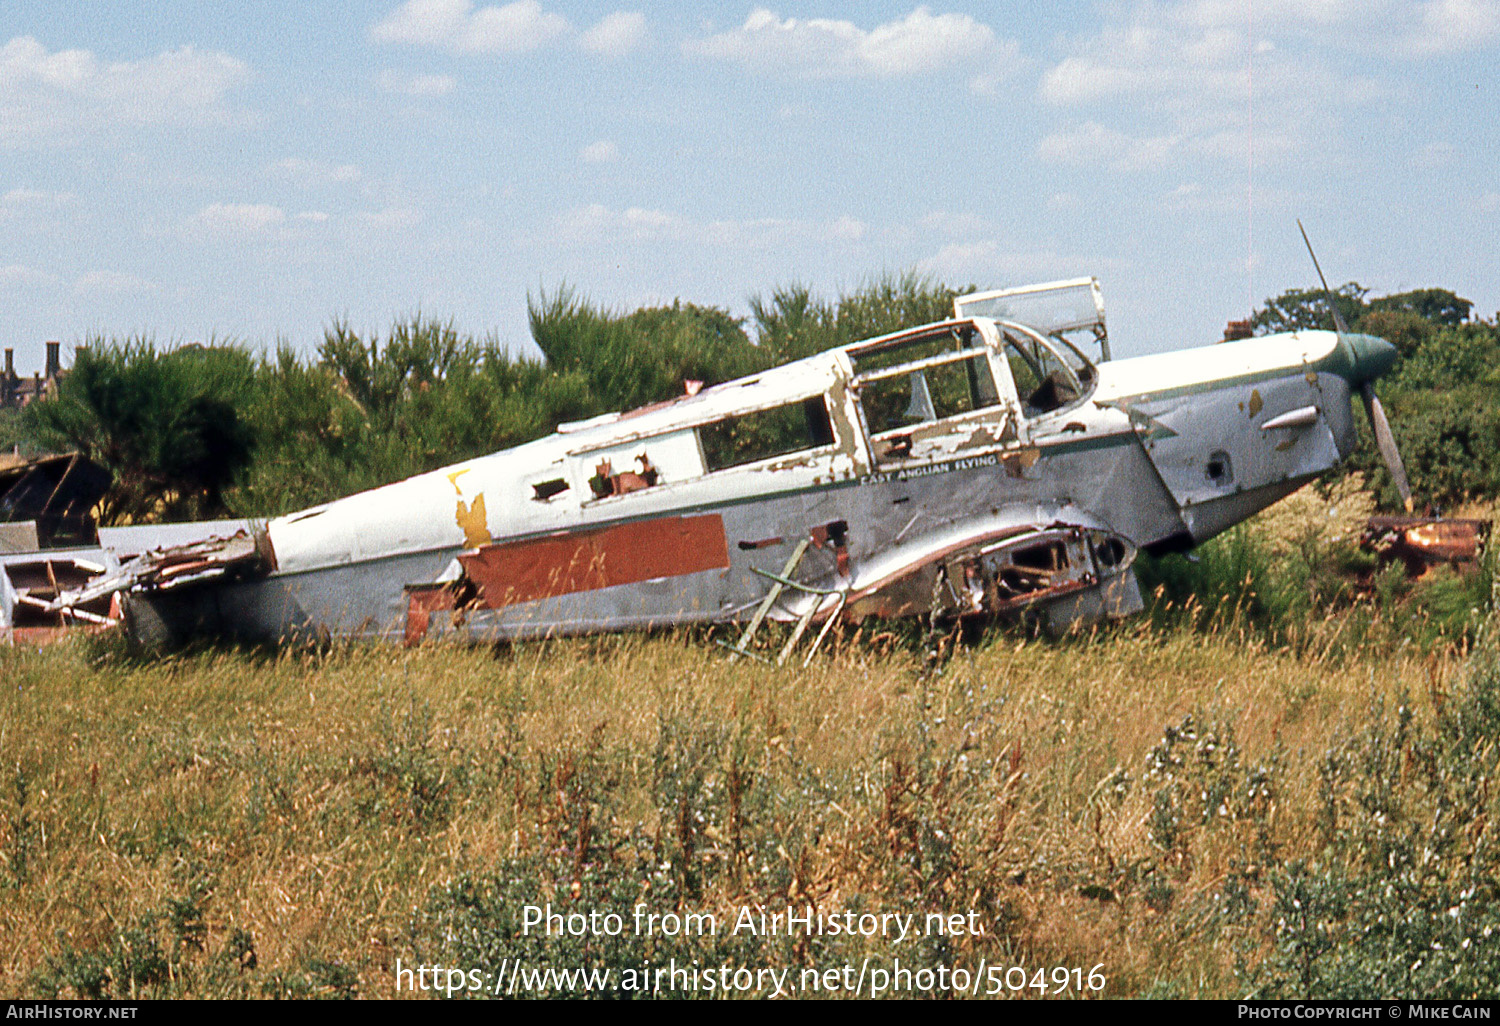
left=843, top=524, right=1124, bottom=621
left=41, top=526, right=273, bottom=613
left=403, top=583, right=459, bottom=647
left=458, top=513, right=730, bottom=609
left=1362, top=516, right=1489, bottom=574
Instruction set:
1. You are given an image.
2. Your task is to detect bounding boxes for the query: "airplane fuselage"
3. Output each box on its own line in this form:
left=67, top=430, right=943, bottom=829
left=116, top=316, right=1388, bottom=649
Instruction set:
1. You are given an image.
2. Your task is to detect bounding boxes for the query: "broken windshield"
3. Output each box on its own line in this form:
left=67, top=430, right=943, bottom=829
left=954, top=278, right=1110, bottom=362
left=997, top=323, right=1095, bottom=418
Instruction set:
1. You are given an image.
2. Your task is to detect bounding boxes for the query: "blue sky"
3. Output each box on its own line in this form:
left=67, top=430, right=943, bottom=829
left=2, top=1, right=1497, bottom=371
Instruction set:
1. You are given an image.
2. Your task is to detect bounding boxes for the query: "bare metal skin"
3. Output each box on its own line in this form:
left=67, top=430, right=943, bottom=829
left=47, top=279, right=1400, bottom=651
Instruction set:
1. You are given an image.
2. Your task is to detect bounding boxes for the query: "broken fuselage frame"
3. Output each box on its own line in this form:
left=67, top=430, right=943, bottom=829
left=56, top=278, right=1398, bottom=649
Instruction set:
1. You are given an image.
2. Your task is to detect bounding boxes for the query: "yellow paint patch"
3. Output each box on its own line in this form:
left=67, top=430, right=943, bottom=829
left=1248, top=389, right=1263, bottom=417
left=456, top=494, right=492, bottom=549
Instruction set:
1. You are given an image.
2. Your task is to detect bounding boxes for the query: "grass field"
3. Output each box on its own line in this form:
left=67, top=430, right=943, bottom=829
left=3, top=584, right=1497, bottom=999
left=1, top=484, right=1496, bottom=1000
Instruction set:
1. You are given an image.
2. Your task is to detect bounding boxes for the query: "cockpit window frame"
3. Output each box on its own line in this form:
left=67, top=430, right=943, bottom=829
left=994, top=319, right=1098, bottom=420
left=850, top=322, right=1008, bottom=445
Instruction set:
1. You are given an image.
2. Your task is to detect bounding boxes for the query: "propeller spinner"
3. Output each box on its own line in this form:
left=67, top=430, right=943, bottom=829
left=1297, top=220, right=1415, bottom=513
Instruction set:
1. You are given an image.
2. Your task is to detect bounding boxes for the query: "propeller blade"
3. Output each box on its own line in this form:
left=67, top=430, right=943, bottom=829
left=1361, top=382, right=1414, bottom=513
left=1298, top=219, right=1351, bottom=334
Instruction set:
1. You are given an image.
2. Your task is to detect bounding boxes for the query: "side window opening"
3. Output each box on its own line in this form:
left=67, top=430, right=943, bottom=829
left=576, top=429, right=705, bottom=502
left=589, top=454, right=658, bottom=498
left=860, top=356, right=1000, bottom=436
left=532, top=478, right=569, bottom=501
left=852, top=325, right=1002, bottom=441
left=699, top=396, right=835, bottom=472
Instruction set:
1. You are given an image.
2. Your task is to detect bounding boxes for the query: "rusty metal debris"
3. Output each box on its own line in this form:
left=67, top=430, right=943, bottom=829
left=39, top=528, right=271, bottom=615
left=1361, top=515, right=1489, bottom=576
left=4, top=553, right=120, bottom=642
left=0, top=452, right=110, bottom=549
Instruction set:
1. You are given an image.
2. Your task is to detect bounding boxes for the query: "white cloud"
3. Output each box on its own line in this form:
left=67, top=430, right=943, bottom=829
left=1037, top=122, right=1181, bottom=172
left=1041, top=49, right=1162, bottom=106
left=579, top=139, right=619, bottom=163
left=1180, top=0, right=1497, bottom=53
left=580, top=12, right=646, bottom=57
left=377, top=69, right=456, bottom=96
left=74, top=270, right=156, bottom=295
left=271, top=157, right=363, bottom=185
left=0, top=264, right=60, bottom=288
left=918, top=242, right=1088, bottom=285
left=920, top=240, right=997, bottom=274
left=0, top=35, right=250, bottom=145
left=1410, top=0, right=1500, bottom=53
left=561, top=203, right=684, bottom=240
left=2, top=187, right=74, bottom=207
left=919, top=210, right=993, bottom=238
left=1034, top=3, right=1396, bottom=172
left=1179, top=0, right=1368, bottom=29
left=968, top=52, right=1023, bottom=96
left=354, top=207, right=425, bottom=230
left=685, top=6, right=1001, bottom=78
left=297, top=210, right=330, bottom=223
left=196, top=202, right=286, bottom=233
left=830, top=215, right=866, bottom=241
left=371, top=0, right=570, bottom=53
left=555, top=203, right=867, bottom=251
left=0, top=187, right=75, bottom=224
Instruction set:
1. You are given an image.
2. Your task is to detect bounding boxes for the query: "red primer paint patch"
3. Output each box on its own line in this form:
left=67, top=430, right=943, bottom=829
left=459, top=513, right=730, bottom=609
left=403, top=585, right=458, bottom=647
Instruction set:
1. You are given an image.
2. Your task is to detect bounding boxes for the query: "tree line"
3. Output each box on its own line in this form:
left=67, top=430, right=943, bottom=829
left=5, top=273, right=1495, bottom=524
left=9, top=274, right=959, bottom=522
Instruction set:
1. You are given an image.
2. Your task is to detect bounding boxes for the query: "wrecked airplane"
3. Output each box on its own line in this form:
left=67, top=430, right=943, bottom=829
left=34, top=277, right=1409, bottom=659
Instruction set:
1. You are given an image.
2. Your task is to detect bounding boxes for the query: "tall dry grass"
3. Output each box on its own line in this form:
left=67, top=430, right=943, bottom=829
left=0, top=612, right=1477, bottom=999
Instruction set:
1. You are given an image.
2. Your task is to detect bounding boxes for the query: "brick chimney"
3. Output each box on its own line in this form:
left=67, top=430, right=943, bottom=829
left=3, top=348, right=12, bottom=378
left=45, top=340, right=61, bottom=379
left=1222, top=320, right=1254, bottom=342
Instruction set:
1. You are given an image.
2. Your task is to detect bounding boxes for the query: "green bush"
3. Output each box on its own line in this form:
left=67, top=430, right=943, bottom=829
left=23, top=339, right=258, bottom=523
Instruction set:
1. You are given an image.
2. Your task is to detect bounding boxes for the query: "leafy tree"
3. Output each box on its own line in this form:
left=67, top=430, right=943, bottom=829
left=751, top=271, right=961, bottom=363
left=1357, top=309, right=1433, bottom=359
left=230, top=320, right=597, bottom=514
left=1366, top=287, right=1471, bottom=326
left=0, top=406, right=38, bottom=459
left=1252, top=283, right=1368, bottom=334
left=529, top=289, right=765, bottom=414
